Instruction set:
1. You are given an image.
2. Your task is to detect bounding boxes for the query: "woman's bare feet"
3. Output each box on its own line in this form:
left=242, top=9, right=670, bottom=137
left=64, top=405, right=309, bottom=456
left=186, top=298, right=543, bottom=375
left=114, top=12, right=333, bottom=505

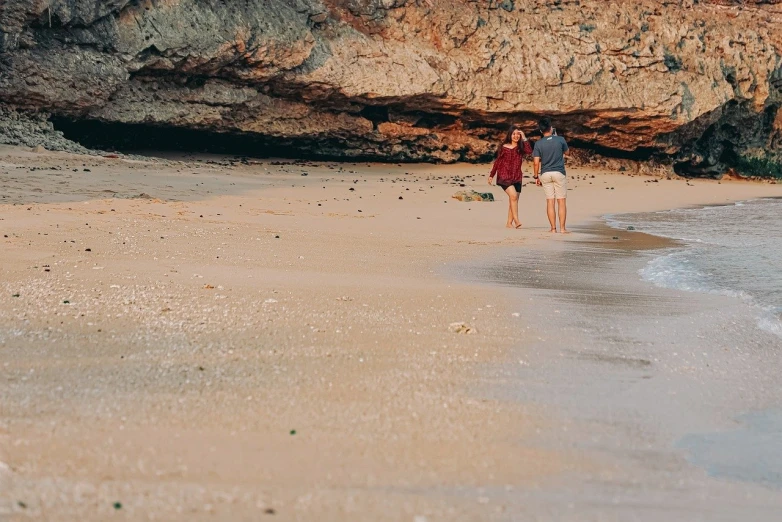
left=560, top=229, right=571, bottom=234
left=549, top=228, right=557, bottom=233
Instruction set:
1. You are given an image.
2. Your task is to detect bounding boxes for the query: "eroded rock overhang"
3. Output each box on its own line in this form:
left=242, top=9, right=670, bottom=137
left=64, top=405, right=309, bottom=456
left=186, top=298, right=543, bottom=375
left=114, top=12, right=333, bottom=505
left=1, top=0, right=781, bottom=175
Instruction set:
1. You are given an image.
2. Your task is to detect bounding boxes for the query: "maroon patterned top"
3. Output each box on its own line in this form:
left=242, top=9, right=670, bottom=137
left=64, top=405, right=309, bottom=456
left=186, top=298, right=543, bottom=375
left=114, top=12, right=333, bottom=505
left=490, top=141, right=533, bottom=185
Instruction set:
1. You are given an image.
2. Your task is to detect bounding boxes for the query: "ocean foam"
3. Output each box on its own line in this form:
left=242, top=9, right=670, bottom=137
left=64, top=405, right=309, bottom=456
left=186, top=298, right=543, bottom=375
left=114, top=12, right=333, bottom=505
left=613, top=198, right=782, bottom=340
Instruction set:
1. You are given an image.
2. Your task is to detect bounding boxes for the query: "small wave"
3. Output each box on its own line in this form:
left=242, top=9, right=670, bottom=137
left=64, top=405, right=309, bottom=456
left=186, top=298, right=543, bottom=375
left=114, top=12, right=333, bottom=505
left=641, top=254, right=781, bottom=340
left=758, top=316, right=782, bottom=339
left=612, top=198, right=782, bottom=341
left=757, top=307, right=782, bottom=339
left=640, top=251, right=705, bottom=292
left=640, top=252, right=750, bottom=300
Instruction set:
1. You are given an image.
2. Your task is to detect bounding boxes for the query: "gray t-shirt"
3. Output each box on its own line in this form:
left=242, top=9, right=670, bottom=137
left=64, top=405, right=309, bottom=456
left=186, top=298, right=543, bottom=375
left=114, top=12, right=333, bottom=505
left=532, top=135, right=568, bottom=175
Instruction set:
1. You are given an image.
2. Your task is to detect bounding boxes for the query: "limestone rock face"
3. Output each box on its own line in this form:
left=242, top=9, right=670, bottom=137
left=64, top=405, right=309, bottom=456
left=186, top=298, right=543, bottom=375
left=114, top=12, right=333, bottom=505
left=1, top=0, right=781, bottom=174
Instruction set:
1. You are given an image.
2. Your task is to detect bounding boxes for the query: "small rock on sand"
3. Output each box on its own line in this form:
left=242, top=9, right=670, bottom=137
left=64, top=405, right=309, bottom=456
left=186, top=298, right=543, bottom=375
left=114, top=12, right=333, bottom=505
left=450, top=322, right=477, bottom=334
left=452, top=190, right=494, bottom=202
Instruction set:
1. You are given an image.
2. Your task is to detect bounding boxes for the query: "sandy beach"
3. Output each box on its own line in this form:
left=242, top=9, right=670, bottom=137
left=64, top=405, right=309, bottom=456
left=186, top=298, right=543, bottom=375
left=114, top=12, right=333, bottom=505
left=2, top=144, right=782, bottom=521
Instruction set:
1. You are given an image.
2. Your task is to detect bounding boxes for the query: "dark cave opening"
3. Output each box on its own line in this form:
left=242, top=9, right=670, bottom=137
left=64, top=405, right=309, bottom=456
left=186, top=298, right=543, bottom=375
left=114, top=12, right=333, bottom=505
left=358, top=106, right=390, bottom=129
left=565, top=138, right=660, bottom=162
left=51, top=117, right=672, bottom=166
left=52, top=115, right=779, bottom=176
left=50, top=117, right=394, bottom=162
left=412, top=113, right=458, bottom=129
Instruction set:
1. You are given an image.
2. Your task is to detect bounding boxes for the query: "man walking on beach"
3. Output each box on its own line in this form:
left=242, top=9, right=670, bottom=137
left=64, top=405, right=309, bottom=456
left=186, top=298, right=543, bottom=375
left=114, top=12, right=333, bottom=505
left=532, top=117, right=569, bottom=233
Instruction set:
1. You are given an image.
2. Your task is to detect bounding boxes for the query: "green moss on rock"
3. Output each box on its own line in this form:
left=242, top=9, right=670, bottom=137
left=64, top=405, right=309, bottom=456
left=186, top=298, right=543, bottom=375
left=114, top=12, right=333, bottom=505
left=735, top=156, right=782, bottom=179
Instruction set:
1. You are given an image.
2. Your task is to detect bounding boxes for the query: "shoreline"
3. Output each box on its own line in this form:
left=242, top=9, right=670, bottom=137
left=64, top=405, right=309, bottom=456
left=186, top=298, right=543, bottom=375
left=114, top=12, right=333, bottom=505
left=2, top=144, right=782, bottom=520
left=456, top=216, right=782, bottom=518
left=601, top=197, right=782, bottom=341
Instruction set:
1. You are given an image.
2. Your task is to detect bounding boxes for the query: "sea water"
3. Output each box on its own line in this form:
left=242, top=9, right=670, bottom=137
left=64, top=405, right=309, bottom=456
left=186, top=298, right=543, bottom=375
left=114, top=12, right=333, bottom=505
left=607, top=198, right=782, bottom=339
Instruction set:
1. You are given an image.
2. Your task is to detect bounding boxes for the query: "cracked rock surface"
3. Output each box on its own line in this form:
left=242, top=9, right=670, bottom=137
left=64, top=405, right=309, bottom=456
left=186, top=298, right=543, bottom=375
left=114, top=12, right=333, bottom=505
left=1, top=0, right=781, bottom=174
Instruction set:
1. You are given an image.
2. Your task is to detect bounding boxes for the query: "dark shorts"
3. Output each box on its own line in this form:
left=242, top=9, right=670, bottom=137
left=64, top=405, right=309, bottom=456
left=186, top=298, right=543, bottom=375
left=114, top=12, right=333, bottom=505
left=498, top=182, right=521, bottom=193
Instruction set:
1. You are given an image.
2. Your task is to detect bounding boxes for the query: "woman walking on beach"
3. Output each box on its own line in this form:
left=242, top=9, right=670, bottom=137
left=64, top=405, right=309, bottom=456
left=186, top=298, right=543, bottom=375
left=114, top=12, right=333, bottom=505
left=487, top=125, right=533, bottom=228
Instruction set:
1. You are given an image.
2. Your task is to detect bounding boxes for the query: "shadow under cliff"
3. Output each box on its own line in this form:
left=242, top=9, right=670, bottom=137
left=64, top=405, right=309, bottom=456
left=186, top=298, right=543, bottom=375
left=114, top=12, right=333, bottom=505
left=48, top=107, right=782, bottom=179
left=50, top=117, right=500, bottom=164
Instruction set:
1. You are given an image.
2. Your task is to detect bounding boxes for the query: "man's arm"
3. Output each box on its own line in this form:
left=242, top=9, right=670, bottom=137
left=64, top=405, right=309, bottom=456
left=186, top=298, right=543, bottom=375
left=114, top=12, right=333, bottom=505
left=533, top=157, right=542, bottom=186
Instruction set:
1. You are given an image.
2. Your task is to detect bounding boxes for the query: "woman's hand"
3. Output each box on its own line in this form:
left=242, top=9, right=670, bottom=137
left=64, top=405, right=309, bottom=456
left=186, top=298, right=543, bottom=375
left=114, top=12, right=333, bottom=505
left=487, top=175, right=494, bottom=186
left=520, top=131, right=527, bottom=141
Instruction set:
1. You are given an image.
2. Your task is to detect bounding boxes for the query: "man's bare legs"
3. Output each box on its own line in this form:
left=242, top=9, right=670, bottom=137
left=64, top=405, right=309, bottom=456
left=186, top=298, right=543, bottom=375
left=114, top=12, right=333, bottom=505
left=505, top=186, right=521, bottom=228
left=557, top=198, right=568, bottom=233
left=546, top=198, right=568, bottom=233
left=546, top=198, right=557, bottom=232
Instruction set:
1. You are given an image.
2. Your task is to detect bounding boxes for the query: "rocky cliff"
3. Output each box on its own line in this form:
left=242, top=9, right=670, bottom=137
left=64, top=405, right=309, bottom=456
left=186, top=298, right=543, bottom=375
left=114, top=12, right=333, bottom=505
left=1, top=0, right=781, bottom=176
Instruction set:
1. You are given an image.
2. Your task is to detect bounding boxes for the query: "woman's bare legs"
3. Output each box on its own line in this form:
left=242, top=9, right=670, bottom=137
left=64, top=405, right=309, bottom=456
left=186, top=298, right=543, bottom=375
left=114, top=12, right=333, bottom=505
left=505, top=185, right=521, bottom=228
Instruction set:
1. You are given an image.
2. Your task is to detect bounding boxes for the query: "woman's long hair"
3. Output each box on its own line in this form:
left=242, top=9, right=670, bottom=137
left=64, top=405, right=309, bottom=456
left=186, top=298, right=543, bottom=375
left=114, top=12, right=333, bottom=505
left=496, top=124, right=524, bottom=158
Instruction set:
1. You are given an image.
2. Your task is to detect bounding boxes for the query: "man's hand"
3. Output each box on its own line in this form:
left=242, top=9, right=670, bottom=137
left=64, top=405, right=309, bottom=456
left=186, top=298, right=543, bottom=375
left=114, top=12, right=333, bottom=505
left=533, top=157, right=541, bottom=185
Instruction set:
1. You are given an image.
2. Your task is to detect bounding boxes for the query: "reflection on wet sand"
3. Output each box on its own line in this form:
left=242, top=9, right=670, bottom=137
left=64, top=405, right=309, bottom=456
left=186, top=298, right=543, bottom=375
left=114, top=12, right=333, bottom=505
left=456, top=224, right=782, bottom=520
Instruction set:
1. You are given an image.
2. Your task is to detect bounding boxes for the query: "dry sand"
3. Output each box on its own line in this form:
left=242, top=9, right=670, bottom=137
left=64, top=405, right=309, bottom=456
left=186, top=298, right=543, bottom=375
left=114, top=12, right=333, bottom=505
left=1, top=145, right=781, bottom=521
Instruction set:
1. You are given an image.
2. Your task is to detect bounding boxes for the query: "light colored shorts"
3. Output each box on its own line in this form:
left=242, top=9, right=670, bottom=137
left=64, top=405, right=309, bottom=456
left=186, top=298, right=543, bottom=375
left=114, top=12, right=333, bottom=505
left=540, top=171, right=567, bottom=199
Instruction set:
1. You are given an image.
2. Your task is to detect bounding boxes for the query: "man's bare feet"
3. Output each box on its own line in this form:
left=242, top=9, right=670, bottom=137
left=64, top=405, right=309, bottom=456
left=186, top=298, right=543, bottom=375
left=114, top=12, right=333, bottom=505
left=560, top=229, right=571, bottom=234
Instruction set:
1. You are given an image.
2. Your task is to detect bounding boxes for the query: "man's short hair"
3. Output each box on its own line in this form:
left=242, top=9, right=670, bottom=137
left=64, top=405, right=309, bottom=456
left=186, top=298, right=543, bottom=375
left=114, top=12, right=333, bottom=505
left=538, top=117, right=552, bottom=134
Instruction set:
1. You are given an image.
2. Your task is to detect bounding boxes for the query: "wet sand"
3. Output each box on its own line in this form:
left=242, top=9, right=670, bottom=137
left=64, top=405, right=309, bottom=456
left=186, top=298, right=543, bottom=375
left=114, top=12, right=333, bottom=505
left=459, top=225, right=782, bottom=520
left=1, top=145, right=781, bottom=521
